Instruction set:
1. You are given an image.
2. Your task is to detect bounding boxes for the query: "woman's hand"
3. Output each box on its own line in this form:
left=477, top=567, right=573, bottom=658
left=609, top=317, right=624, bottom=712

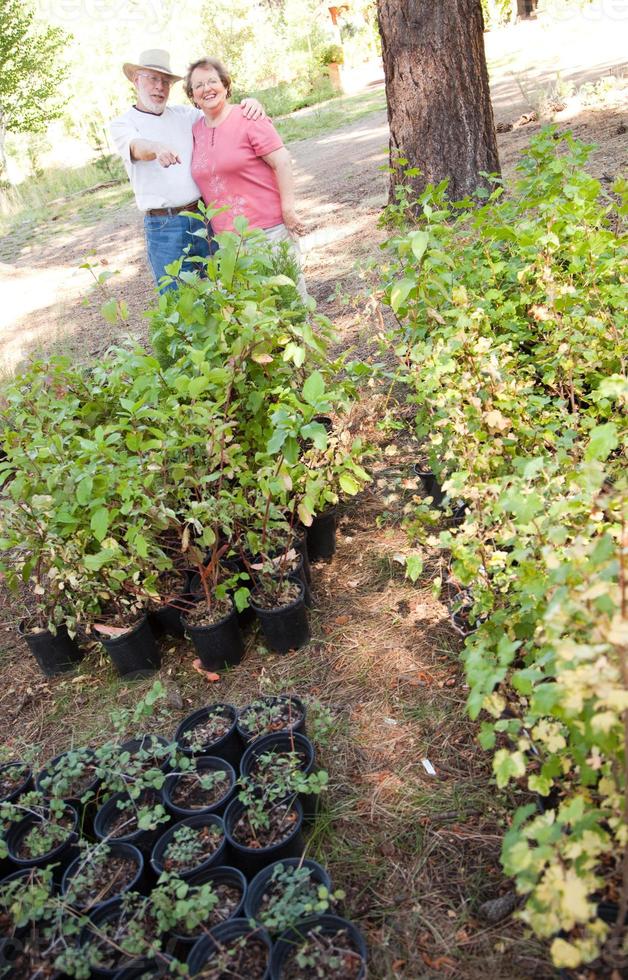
left=282, top=208, right=306, bottom=236
left=240, top=98, right=266, bottom=120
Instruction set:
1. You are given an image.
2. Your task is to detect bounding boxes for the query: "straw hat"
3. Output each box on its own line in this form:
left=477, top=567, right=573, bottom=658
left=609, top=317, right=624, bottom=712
left=122, top=49, right=182, bottom=84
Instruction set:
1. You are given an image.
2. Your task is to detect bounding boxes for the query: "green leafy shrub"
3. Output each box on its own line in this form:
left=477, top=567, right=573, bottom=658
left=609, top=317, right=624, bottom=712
left=379, top=128, right=627, bottom=969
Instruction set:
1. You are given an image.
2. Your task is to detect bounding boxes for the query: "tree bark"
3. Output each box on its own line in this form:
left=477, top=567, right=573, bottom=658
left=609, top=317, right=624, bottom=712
left=377, top=0, right=500, bottom=202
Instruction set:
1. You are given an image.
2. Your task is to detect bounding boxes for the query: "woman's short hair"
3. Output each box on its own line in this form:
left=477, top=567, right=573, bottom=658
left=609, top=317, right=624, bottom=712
left=185, top=57, right=232, bottom=100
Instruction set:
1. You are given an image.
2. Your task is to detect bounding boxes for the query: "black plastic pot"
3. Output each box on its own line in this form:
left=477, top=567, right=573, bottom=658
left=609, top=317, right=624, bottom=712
left=270, top=914, right=367, bottom=979
left=95, top=615, right=161, bottom=679
left=182, top=601, right=244, bottom=673
left=236, top=695, right=307, bottom=745
left=0, top=937, right=22, bottom=974
left=162, top=756, right=236, bottom=819
left=80, top=897, right=151, bottom=978
left=224, top=797, right=305, bottom=879
left=5, top=803, right=79, bottom=882
left=170, top=865, right=247, bottom=960
left=61, top=841, right=146, bottom=911
left=251, top=577, right=310, bottom=655
left=294, top=531, right=312, bottom=586
left=187, top=918, right=272, bottom=979
left=305, top=507, right=337, bottom=562
left=0, top=762, right=33, bottom=804
left=93, top=791, right=169, bottom=856
left=148, top=574, right=196, bottom=639
left=174, top=703, right=242, bottom=768
left=112, top=956, right=175, bottom=979
left=150, top=813, right=226, bottom=880
left=244, top=858, right=332, bottom=930
left=240, top=732, right=318, bottom=821
left=19, top=621, right=83, bottom=677
left=413, top=465, right=445, bottom=507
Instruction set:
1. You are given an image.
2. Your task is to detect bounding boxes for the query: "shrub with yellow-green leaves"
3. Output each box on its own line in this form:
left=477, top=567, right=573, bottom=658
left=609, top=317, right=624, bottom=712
left=379, top=128, right=627, bottom=967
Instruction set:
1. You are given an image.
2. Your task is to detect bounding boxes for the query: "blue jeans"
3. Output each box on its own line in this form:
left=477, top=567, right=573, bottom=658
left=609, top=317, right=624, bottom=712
left=144, top=212, right=216, bottom=291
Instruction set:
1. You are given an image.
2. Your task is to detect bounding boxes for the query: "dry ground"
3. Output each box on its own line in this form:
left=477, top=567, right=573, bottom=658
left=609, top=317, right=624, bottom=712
left=0, top=11, right=627, bottom=979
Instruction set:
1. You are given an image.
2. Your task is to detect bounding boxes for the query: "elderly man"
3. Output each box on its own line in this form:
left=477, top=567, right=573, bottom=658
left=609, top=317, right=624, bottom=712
left=110, top=49, right=264, bottom=290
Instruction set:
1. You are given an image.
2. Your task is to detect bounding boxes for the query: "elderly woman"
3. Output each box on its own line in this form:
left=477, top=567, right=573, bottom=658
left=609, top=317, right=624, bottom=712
left=186, top=57, right=307, bottom=296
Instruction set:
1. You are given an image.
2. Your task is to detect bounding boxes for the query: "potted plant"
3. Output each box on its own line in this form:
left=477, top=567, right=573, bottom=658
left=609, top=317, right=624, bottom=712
left=150, top=814, right=226, bottom=879
left=250, top=571, right=310, bottom=655
left=150, top=867, right=247, bottom=960
left=0, top=761, right=33, bottom=804
left=2, top=792, right=79, bottom=880
left=186, top=919, right=272, bottom=979
left=297, top=419, right=370, bottom=563
left=0, top=864, right=82, bottom=978
left=77, top=892, right=166, bottom=977
left=245, top=858, right=338, bottom=934
left=174, top=703, right=242, bottom=767
left=162, top=756, right=236, bottom=819
left=270, top=913, right=367, bottom=979
left=93, top=788, right=169, bottom=855
left=237, top=695, right=307, bottom=744
left=240, top=732, right=327, bottom=822
left=224, top=787, right=305, bottom=879
left=182, top=545, right=245, bottom=672
left=146, top=566, right=195, bottom=639
left=61, top=840, right=145, bottom=912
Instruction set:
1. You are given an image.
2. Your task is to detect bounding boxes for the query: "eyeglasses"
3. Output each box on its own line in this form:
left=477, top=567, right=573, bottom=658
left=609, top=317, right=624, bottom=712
left=192, top=77, right=222, bottom=92
left=137, top=71, right=172, bottom=88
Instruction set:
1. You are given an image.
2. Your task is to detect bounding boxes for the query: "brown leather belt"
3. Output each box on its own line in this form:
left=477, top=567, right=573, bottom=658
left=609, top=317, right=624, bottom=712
left=145, top=199, right=200, bottom=217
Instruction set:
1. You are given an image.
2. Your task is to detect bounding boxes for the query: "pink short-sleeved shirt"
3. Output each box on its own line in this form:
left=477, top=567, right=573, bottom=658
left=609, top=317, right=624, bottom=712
left=191, top=106, right=284, bottom=234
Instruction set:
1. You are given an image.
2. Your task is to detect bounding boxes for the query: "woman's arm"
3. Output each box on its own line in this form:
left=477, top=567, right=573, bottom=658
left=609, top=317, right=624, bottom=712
left=262, top=146, right=305, bottom=235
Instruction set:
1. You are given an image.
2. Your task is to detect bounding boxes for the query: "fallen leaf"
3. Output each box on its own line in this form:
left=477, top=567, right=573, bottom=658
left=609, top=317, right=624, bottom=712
left=333, top=615, right=350, bottom=625
left=192, top=659, right=220, bottom=683
left=421, top=953, right=456, bottom=972
left=93, top=623, right=127, bottom=637
left=392, top=959, right=406, bottom=972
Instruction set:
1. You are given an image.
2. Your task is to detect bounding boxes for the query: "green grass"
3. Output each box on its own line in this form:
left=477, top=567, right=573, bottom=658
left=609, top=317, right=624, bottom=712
left=277, top=87, right=387, bottom=143
left=233, top=76, right=338, bottom=118
left=0, top=182, right=133, bottom=263
left=0, top=156, right=126, bottom=228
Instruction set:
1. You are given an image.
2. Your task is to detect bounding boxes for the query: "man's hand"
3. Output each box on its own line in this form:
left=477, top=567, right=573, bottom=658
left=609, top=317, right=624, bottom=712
left=154, top=144, right=182, bottom=167
left=130, top=138, right=181, bottom=165
left=240, top=98, right=266, bottom=121
left=282, top=208, right=306, bottom=236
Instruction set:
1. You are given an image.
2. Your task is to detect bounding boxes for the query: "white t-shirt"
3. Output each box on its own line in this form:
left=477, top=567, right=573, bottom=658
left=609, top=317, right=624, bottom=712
left=109, top=104, right=203, bottom=212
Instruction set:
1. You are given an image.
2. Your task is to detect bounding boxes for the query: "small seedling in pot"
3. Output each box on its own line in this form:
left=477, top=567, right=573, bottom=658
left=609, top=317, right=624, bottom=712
left=150, top=872, right=241, bottom=936
left=179, top=706, right=234, bottom=752
left=38, top=747, right=98, bottom=804
left=162, top=823, right=223, bottom=873
left=0, top=867, right=84, bottom=978
left=197, top=931, right=270, bottom=980
left=0, top=791, right=74, bottom=860
left=105, top=790, right=168, bottom=839
left=248, top=749, right=328, bottom=803
left=64, top=840, right=139, bottom=909
left=75, top=890, right=164, bottom=974
left=0, top=761, right=31, bottom=802
left=169, top=765, right=229, bottom=810
left=289, top=925, right=363, bottom=979
left=238, top=697, right=304, bottom=740
left=253, top=863, right=344, bottom=933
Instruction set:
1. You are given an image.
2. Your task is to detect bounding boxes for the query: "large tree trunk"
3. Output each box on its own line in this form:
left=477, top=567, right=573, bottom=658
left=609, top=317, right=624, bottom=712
left=377, top=0, right=500, bottom=202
